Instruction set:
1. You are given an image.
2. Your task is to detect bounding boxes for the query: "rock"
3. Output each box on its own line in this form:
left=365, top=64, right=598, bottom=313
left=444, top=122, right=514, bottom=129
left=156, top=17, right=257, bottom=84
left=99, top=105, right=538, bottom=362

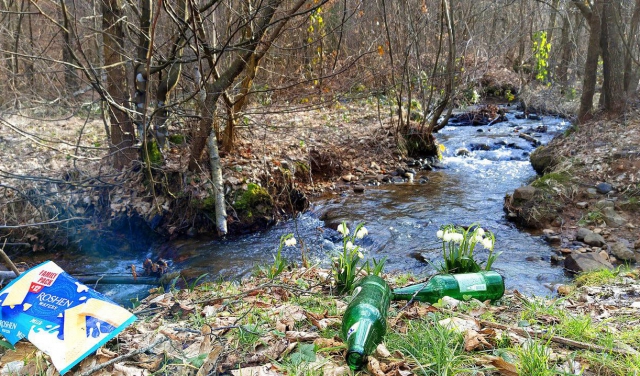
left=551, top=255, right=565, bottom=263
left=529, top=145, right=558, bottom=174
left=598, top=250, right=609, bottom=261
left=341, top=174, right=354, bottom=182
left=586, top=188, right=599, bottom=197
left=595, top=182, right=613, bottom=194
left=352, top=185, right=365, bottom=193
left=609, top=242, right=635, bottom=262
left=528, top=113, right=542, bottom=121
left=370, top=161, right=381, bottom=171
left=635, top=239, right=640, bottom=249
left=512, top=186, right=537, bottom=201
left=456, top=148, right=471, bottom=157
left=576, top=202, right=589, bottom=209
left=564, top=252, right=614, bottom=274
left=557, top=285, right=573, bottom=296
left=583, top=232, right=606, bottom=247
left=595, top=200, right=615, bottom=209
left=601, top=207, right=626, bottom=228
left=575, top=227, right=592, bottom=241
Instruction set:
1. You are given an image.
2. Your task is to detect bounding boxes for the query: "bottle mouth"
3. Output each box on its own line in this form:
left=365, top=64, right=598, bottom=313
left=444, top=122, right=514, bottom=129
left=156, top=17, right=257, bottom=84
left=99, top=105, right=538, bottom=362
left=346, top=350, right=364, bottom=370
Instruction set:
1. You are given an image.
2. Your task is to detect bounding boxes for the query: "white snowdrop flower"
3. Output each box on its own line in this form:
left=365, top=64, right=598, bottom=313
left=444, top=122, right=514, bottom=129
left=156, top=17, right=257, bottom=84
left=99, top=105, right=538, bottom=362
left=357, top=251, right=364, bottom=259
left=474, top=233, right=484, bottom=243
left=346, top=241, right=355, bottom=250
left=452, top=233, right=464, bottom=244
left=443, top=231, right=453, bottom=242
left=337, top=223, right=350, bottom=236
left=436, top=230, right=444, bottom=239
left=477, top=228, right=485, bottom=236
left=356, top=227, right=368, bottom=239
left=284, top=237, right=297, bottom=247
left=482, top=237, right=494, bottom=250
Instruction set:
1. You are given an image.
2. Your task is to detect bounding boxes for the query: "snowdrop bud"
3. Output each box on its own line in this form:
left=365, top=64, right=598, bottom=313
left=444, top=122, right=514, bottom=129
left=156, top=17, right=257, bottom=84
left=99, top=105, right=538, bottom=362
left=337, top=223, right=349, bottom=236
left=284, top=237, right=297, bottom=247
left=358, top=251, right=364, bottom=259
left=436, top=230, right=444, bottom=239
left=356, top=227, right=368, bottom=239
left=346, top=241, right=355, bottom=250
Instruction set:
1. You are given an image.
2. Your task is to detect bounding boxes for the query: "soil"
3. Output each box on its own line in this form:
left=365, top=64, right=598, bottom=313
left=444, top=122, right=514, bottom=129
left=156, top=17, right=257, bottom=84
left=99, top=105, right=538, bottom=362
left=522, top=94, right=640, bottom=259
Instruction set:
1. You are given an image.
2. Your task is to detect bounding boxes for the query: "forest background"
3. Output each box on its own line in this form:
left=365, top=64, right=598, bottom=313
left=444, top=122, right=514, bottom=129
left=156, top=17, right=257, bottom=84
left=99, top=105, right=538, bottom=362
left=0, top=0, right=639, bottom=252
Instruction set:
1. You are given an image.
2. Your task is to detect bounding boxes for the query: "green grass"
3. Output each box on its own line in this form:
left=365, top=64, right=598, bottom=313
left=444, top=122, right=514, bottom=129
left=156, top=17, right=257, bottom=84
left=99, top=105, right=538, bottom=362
left=515, top=338, right=554, bottom=376
left=531, top=172, right=571, bottom=189
left=386, top=314, right=473, bottom=375
left=573, top=268, right=620, bottom=287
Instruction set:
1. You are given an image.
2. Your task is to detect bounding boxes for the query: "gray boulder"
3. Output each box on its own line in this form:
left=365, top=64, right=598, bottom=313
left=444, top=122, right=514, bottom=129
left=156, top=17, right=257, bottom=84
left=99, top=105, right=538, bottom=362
left=564, top=252, right=614, bottom=274
left=601, top=207, right=626, bottom=228
left=609, top=242, right=635, bottom=262
left=576, top=227, right=592, bottom=241
left=583, top=232, right=606, bottom=247
left=512, top=186, right=537, bottom=201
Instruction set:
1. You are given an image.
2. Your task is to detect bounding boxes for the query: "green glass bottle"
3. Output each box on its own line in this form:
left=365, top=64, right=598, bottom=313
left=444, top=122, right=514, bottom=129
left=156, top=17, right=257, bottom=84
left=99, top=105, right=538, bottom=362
left=392, top=271, right=505, bottom=303
left=341, top=275, right=391, bottom=370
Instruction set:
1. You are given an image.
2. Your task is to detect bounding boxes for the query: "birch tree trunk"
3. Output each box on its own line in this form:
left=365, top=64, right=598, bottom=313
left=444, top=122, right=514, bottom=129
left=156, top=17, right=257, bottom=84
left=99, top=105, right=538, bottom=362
left=207, top=128, right=228, bottom=236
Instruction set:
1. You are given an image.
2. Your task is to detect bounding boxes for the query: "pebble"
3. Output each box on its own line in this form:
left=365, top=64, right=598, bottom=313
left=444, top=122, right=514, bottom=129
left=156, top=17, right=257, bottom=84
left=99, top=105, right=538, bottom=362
left=596, top=182, right=613, bottom=194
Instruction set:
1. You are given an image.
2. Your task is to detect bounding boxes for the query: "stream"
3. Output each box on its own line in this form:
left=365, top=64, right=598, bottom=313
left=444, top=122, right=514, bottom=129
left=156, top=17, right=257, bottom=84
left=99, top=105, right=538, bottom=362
left=13, top=107, right=572, bottom=305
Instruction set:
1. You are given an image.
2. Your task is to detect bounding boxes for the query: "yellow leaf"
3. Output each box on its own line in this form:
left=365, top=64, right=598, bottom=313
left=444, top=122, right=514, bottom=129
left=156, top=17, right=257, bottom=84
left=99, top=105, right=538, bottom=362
left=377, top=45, right=384, bottom=56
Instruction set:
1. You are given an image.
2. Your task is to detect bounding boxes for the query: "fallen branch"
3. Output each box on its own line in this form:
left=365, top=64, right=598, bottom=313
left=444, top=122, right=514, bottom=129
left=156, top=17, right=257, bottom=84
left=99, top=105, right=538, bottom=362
left=441, top=308, right=637, bottom=356
left=0, top=271, right=162, bottom=285
left=77, top=336, right=169, bottom=376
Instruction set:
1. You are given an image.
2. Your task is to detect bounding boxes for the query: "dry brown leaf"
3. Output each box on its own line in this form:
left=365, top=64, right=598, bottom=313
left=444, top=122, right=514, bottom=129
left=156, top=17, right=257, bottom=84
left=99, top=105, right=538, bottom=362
left=438, top=317, right=480, bottom=333
left=367, top=356, right=386, bottom=376
left=314, top=337, right=344, bottom=349
left=285, top=330, right=320, bottom=342
left=112, top=363, right=148, bottom=376
left=196, top=346, right=223, bottom=376
left=489, top=356, right=519, bottom=376
left=230, top=363, right=280, bottom=376
left=376, top=343, right=391, bottom=358
left=463, top=329, right=493, bottom=351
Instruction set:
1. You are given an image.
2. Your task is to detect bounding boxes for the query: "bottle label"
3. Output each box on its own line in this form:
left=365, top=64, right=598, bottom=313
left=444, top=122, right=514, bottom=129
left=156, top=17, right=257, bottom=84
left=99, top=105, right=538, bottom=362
left=453, top=274, right=487, bottom=293
left=347, top=321, right=360, bottom=340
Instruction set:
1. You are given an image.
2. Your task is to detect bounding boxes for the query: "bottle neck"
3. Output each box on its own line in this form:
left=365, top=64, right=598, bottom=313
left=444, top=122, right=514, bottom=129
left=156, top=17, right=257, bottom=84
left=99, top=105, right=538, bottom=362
left=345, top=319, right=375, bottom=370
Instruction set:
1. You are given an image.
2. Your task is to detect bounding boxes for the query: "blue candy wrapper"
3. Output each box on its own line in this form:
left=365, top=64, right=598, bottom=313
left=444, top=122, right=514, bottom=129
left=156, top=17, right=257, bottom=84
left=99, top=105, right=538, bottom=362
left=0, top=261, right=137, bottom=374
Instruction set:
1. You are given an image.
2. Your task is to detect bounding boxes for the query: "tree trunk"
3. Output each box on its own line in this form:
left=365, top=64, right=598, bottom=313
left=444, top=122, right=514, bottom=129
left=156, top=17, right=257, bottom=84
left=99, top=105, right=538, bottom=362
left=556, top=14, right=572, bottom=87
left=575, top=1, right=602, bottom=123
left=102, top=0, right=136, bottom=169
left=61, top=0, right=79, bottom=93
left=600, top=0, right=625, bottom=115
left=207, top=128, right=228, bottom=236
left=624, top=0, right=640, bottom=94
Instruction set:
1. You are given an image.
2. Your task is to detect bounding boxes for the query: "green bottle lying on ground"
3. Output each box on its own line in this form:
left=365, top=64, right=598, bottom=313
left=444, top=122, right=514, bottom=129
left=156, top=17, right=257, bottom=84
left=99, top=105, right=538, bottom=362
left=341, top=275, right=391, bottom=370
left=392, top=271, right=505, bottom=303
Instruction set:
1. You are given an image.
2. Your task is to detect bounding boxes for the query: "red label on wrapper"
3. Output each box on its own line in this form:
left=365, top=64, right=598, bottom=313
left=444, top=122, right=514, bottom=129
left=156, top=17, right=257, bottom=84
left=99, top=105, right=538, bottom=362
left=28, top=283, right=44, bottom=294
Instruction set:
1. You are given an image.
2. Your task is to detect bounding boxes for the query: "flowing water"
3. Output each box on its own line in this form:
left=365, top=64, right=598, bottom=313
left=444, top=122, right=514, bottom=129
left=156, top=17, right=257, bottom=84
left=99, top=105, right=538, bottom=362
left=13, top=108, right=572, bottom=304
left=153, top=109, right=572, bottom=300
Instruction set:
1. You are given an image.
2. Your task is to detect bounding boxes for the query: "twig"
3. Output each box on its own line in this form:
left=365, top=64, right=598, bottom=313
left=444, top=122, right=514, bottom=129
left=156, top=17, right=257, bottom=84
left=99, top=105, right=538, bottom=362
left=441, top=308, right=638, bottom=356
left=397, top=274, right=436, bottom=312
left=0, top=217, right=88, bottom=228
left=77, top=336, right=169, bottom=376
left=0, top=240, right=21, bottom=277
